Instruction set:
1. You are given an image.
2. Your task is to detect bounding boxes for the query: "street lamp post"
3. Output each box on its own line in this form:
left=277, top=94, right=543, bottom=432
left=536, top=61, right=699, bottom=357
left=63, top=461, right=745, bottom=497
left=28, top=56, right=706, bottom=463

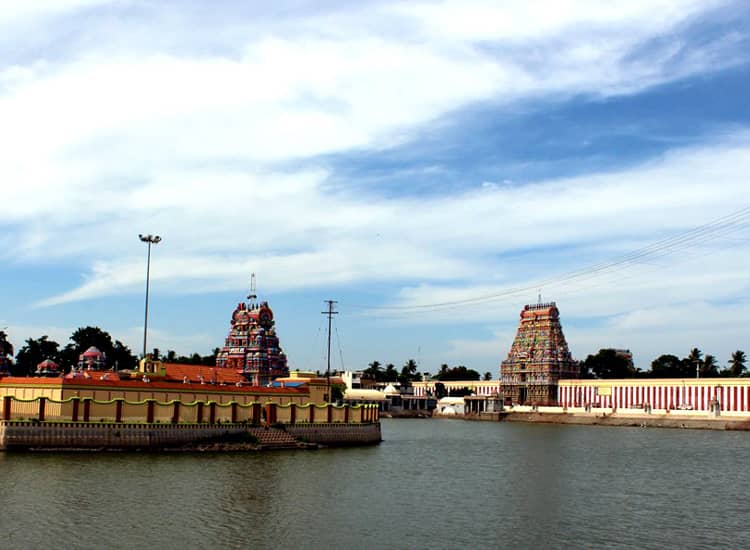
left=139, top=234, right=161, bottom=360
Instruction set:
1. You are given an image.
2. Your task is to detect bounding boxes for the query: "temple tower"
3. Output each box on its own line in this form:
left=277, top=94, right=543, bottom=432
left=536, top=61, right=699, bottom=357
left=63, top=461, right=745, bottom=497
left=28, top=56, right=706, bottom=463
left=215, top=295, right=289, bottom=386
left=500, top=302, right=578, bottom=405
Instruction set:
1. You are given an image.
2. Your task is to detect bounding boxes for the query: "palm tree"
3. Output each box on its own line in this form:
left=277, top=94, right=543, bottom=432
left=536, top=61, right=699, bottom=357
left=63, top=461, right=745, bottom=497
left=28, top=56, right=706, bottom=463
left=729, top=350, right=747, bottom=377
left=364, top=360, right=383, bottom=381
left=701, top=354, right=719, bottom=377
left=687, top=348, right=703, bottom=377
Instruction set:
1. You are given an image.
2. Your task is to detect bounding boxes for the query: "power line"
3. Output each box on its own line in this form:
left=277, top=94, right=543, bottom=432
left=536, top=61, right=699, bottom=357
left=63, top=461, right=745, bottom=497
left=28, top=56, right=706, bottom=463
left=343, top=205, right=750, bottom=313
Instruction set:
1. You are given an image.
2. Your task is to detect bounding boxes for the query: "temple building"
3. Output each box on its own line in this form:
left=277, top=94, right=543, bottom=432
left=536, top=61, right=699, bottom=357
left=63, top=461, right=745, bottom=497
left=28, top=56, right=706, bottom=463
left=500, top=302, right=578, bottom=405
left=215, top=296, right=289, bottom=386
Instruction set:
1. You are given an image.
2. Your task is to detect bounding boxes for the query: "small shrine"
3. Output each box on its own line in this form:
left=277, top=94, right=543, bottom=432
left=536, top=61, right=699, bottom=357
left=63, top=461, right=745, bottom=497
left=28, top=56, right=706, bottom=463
left=77, top=346, right=107, bottom=371
left=35, top=359, right=62, bottom=377
left=500, top=302, right=578, bottom=405
left=215, top=282, right=289, bottom=386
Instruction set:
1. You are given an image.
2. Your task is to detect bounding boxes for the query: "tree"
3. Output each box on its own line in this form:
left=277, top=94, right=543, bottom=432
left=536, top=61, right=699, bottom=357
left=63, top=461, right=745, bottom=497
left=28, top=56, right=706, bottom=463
left=364, top=361, right=384, bottom=382
left=728, top=350, right=747, bottom=377
left=483, top=371, right=492, bottom=381
left=398, top=359, right=420, bottom=386
left=578, top=360, right=594, bottom=379
left=383, top=363, right=398, bottom=382
left=435, top=365, right=481, bottom=381
left=331, top=382, right=347, bottom=402
left=683, top=347, right=703, bottom=377
left=14, top=335, right=63, bottom=376
left=434, top=382, right=447, bottom=399
left=111, top=340, right=137, bottom=370
left=650, top=354, right=689, bottom=378
left=700, top=354, right=719, bottom=377
left=61, top=326, right=136, bottom=371
left=0, top=330, right=13, bottom=371
left=584, top=349, right=636, bottom=379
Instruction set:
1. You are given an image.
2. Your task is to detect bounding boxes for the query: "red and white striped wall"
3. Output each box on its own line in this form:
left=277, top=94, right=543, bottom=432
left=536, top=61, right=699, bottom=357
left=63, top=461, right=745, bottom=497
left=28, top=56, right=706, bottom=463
left=558, top=379, right=750, bottom=412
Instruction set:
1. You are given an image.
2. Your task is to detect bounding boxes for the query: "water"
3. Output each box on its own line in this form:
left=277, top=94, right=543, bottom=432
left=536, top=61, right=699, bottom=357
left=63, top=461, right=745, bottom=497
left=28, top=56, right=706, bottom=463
left=1, top=419, right=749, bottom=549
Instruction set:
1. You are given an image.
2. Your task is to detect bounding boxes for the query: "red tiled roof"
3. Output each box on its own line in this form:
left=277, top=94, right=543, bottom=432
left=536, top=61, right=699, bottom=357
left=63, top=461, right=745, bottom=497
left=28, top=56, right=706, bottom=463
left=162, top=363, right=245, bottom=385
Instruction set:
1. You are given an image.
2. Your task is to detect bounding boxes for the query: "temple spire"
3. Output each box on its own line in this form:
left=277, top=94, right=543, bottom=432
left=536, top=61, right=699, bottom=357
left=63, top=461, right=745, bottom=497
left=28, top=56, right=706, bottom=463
left=247, top=273, right=257, bottom=306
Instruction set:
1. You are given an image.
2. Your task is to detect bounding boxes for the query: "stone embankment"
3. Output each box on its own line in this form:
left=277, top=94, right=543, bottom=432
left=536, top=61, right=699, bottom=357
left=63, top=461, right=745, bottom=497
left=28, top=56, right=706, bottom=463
left=430, top=406, right=750, bottom=430
left=0, top=421, right=382, bottom=451
left=501, top=407, right=750, bottom=431
left=503, top=412, right=750, bottom=430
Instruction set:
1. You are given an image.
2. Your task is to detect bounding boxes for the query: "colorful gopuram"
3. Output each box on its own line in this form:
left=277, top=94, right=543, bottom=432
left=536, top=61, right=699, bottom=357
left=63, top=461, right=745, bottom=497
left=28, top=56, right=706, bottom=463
left=215, top=296, right=289, bottom=386
left=500, top=302, right=578, bottom=405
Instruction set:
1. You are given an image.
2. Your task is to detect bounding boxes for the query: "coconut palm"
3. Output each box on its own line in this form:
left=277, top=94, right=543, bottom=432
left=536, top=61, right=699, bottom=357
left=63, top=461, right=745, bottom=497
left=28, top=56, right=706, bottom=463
left=729, top=350, right=747, bottom=377
left=701, top=354, right=719, bottom=377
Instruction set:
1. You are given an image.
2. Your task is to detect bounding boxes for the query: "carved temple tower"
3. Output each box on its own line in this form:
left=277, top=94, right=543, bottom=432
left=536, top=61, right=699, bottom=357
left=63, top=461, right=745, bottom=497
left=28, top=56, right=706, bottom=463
left=500, top=302, right=578, bottom=404
left=215, top=294, right=289, bottom=386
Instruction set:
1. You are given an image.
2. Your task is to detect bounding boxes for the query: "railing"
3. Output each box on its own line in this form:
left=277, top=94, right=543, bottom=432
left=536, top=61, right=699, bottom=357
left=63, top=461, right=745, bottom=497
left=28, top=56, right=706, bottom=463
left=1, top=395, right=379, bottom=425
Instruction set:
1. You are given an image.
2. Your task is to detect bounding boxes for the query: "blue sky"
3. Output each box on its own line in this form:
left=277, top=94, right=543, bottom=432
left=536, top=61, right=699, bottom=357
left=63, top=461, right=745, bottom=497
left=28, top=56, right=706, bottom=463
left=1, top=0, right=750, bottom=374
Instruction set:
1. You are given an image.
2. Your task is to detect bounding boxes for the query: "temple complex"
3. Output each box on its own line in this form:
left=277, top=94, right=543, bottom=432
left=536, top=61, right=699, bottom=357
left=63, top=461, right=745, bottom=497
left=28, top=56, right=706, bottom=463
left=500, top=302, right=578, bottom=405
left=215, top=295, right=289, bottom=386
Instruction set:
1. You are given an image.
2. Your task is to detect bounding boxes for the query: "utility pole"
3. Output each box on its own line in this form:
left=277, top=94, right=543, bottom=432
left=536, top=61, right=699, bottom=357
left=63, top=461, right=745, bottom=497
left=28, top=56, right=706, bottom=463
left=322, top=300, right=338, bottom=402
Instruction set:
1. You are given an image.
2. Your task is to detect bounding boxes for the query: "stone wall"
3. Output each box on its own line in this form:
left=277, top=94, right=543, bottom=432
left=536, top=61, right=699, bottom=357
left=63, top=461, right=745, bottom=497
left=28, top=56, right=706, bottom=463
left=286, top=422, right=382, bottom=446
left=0, top=421, right=249, bottom=450
left=0, top=420, right=383, bottom=450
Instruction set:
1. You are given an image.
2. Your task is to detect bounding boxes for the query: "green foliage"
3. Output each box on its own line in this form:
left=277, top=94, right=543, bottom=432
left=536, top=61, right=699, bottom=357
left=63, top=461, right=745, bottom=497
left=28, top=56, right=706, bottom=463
left=383, top=363, right=398, bottom=382
left=650, top=354, right=690, bottom=378
left=0, top=331, right=13, bottom=371
left=584, top=349, right=637, bottom=379
left=331, top=382, right=347, bottom=402
left=728, top=350, right=747, bottom=377
left=434, top=382, right=447, bottom=398
left=60, top=326, right=137, bottom=371
left=397, top=359, right=421, bottom=386
left=435, top=365, right=480, bottom=381
left=483, top=371, right=492, bottom=381
left=700, top=354, right=719, bottom=377
left=14, top=335, right=63, bottom=376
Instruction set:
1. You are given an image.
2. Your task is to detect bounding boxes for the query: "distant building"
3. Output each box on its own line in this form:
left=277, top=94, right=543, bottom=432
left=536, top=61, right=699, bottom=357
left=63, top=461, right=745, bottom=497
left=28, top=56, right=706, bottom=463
left=500, top=302, right=578, bottom=405
left=341, top=370, right=377, bottom=390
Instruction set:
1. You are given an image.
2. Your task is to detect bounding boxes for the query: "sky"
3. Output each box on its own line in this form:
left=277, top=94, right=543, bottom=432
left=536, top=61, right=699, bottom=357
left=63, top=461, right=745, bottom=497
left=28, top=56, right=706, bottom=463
left=1, top=0, right=750, bottom=375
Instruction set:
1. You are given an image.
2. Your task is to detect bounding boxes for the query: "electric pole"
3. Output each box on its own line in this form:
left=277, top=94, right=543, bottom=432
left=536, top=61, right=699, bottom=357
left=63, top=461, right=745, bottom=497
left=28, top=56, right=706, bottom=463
left=322, top=300, right=338, bottom=402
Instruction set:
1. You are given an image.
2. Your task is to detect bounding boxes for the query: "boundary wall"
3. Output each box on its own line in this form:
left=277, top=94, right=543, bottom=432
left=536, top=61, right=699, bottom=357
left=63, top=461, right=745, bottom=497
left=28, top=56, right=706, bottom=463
left=559, top=378, right=750, bottom=413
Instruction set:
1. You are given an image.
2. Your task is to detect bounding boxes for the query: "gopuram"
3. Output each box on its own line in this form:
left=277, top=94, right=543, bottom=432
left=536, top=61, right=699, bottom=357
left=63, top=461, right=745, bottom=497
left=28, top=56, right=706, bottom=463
left=500, top=302, right=578, bottom=405
left=215, top=294, right=289, bottom=386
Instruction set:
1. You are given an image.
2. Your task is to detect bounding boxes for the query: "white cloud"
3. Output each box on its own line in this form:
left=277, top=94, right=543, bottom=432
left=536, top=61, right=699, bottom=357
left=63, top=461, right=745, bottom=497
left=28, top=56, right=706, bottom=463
left=1, top=1, right=749, bottom=369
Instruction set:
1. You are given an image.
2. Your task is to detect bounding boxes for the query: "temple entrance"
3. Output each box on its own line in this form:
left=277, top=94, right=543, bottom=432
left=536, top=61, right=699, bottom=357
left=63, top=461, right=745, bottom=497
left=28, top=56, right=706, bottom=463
left=519, top=387, right=527, bottom=404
